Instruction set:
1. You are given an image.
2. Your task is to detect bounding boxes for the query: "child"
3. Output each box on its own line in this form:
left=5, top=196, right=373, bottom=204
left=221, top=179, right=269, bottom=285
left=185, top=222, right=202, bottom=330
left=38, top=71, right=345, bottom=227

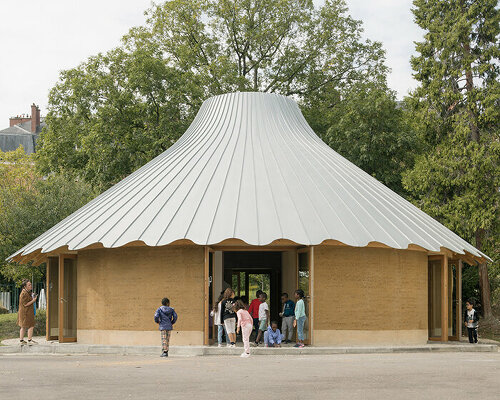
left=264, top=321, right=282, bottom=347
left=255, top=292, right=269, bottom=346
left=248, top=290, right=263, bottom=339
left=234, top=299, right=253, bottom=357
left=279, top=292, right=295, bottom=343
left=221, top=288, right=237, bottom=347
left=464, top=299, right=479, bottom=343
left=293, top=289, right=306, bottom=348
left=211, top=291, right=229, bottom=347
left=154, top=297, right=178, bottom=357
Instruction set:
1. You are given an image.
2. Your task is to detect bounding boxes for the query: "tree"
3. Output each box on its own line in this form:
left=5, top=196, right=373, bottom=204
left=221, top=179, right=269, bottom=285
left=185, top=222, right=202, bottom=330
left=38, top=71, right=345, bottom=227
left=0, top=148, right=96, bottom=284
left=404, top=0, right=500, bottom=317
left=36, top=0, right=387, bottom=190
left=302, top=81, right=417, bottom=195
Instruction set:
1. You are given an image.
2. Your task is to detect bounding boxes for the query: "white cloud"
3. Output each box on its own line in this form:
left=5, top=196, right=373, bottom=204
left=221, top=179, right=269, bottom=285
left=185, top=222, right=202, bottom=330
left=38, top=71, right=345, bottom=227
left=0, top=0, right=424, bottom=127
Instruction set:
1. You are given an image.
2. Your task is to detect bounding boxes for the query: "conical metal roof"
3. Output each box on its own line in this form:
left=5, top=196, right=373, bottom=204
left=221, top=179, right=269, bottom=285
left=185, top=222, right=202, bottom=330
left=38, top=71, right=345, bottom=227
left=10, top=92, right=488, bottom=263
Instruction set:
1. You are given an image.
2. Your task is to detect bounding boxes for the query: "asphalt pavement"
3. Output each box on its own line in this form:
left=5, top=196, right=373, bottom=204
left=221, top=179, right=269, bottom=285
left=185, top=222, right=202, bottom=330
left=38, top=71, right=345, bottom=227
left=1, top=352, right=499, bottom=399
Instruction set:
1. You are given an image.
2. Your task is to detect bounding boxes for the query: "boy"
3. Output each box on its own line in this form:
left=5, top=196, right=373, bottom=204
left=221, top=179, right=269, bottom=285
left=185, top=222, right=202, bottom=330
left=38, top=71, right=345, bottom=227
left=154, top=297, right=178, bottom=357
left=248, top=290, right=263, bottom=339
left=279, top=293, right=295, bottom=343
left=255, top=292, right=269, bottom=345
left=464, top=300, right=479, bottom=344
left=264, top=321, right=282, bottom=347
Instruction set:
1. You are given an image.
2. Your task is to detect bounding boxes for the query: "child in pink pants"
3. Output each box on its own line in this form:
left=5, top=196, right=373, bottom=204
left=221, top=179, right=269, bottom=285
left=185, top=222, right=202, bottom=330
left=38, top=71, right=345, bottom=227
left=234, top=300, right=253, bottom=358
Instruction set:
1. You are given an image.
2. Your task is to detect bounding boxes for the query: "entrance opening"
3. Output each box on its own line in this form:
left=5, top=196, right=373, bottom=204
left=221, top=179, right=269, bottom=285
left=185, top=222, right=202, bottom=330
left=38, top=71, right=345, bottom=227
left=223, top=252, right=282, bottom=323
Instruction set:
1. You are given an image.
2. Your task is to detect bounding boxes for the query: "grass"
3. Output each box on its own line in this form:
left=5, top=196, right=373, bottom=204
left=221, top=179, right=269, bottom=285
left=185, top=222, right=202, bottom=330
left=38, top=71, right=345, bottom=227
left=0, top=310, right=46, bottom=343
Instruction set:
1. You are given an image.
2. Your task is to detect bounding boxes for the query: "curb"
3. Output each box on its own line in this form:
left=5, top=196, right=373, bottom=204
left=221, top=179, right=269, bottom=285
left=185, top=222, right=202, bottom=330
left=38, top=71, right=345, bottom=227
left=0, top=344, right=497, bottom=356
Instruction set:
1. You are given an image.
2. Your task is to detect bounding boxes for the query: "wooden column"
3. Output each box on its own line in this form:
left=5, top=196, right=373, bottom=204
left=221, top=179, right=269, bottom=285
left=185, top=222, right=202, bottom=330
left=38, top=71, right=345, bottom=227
left=440, top=255, right=449, bottom=341
left=45, top=259, right=49, bottom=341
left=58, top=254, right=64, bottom=341
left=203, top=246, right=209, bottom=346
left=309, top=246, right=314, bottom=346
left=458, top=259, right=463, bottom=340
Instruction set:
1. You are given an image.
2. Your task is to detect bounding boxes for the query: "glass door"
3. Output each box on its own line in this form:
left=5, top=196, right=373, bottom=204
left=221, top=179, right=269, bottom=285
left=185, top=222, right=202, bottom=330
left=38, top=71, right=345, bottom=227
left=448, top=260, right=460, bottom=341
left=46, top=257, right=59, bottom=340
left=297, top=248, right=311, bottom=344
left=428, top=258, right=442, bottom=339
left=59, top=255, right=77, bottom=343
left=428, top=256, right=459, bottom=342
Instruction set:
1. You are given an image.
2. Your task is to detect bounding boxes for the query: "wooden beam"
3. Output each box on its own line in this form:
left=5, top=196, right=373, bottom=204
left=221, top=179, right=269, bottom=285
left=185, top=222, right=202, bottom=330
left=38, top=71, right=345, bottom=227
left=441, top=255, right=449, bottom=341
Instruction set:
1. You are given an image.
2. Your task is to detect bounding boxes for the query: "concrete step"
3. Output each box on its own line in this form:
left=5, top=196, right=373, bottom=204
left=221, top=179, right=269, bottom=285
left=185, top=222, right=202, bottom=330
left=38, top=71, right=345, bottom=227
left=0, top=343, right=497, bottom=356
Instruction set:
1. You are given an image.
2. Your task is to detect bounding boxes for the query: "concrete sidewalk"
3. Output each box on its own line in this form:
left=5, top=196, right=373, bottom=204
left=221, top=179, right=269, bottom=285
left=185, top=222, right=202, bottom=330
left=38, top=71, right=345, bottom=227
left=1, top=336, right=497, bottom=356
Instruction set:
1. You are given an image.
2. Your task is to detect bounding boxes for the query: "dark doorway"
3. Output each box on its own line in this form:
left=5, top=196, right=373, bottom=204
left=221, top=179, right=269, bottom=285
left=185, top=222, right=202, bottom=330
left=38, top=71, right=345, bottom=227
left=223, top=252, right=282, bottom=323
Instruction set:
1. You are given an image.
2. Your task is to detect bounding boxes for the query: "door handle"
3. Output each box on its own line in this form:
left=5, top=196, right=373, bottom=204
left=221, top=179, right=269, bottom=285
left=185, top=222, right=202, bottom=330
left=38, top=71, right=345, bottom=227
left=60, top=298, right=67, bottom=303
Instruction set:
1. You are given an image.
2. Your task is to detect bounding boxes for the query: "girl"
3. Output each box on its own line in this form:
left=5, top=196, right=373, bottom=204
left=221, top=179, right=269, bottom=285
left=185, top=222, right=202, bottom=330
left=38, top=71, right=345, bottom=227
left=211, top=291, right=228, bottom=347
left=293, top=289, right=306, bottom=348
left=234, top=300, right=253, bottom=357
left=221, top=288, right=237, bottom=347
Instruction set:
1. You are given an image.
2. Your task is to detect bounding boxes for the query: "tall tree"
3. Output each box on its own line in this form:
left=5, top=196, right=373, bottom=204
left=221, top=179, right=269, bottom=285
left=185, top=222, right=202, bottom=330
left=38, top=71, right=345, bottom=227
left=405, top=0, right=500, bottom=317
left=36, top=0, right=387, bottom=190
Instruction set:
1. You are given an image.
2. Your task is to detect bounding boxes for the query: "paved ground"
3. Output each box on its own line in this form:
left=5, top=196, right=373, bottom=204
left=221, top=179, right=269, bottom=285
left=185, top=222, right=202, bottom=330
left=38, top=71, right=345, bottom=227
left=1, top=352, right=499, bottom=400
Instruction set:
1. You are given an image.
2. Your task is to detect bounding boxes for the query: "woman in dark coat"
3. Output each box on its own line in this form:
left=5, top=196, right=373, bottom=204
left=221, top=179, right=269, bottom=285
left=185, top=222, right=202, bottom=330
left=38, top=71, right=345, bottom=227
left=17, top=279, right=38, bottom=345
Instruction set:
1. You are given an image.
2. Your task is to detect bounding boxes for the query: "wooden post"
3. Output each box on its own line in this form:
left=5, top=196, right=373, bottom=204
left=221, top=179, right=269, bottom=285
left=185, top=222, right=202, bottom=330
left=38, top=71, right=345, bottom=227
left=58, top=255, right=64, bottom=342
left=441, top=255, right=449, bottom=341
left=458, top=260, right=463, bottom=341
left=45, top=260, right=49, bottom=341
left=309, top=246, right=314, bottom=346
left=203, top=246, right=209, bottom=346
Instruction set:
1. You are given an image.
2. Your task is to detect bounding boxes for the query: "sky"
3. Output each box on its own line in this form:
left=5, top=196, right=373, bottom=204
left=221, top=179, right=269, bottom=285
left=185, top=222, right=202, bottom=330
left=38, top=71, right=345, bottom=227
left=0, top=0, right=424, bottom=127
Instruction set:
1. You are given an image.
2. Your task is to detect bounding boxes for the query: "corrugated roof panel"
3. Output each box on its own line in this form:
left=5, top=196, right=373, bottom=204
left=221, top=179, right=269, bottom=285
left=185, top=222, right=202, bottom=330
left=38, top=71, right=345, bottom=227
left=9, top=92, right=489, bottom=262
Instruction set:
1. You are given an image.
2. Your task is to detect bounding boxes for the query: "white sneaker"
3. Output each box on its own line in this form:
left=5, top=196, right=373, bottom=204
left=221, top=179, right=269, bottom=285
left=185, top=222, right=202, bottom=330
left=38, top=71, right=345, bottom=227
left=230, top=344, right=236, bottom=348
left=240, top=352, right=250, bottom=358
left=226, top=344, right=231, bottom=347
left=218, top=344, right=222, bottom=348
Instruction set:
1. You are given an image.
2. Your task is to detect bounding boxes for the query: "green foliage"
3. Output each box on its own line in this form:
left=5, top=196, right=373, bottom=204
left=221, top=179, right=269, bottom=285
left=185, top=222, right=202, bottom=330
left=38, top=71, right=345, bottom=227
left=405, top=0, right=500, bottom=309
left=0, top=310, right=46, bottom=342
left=0, top=149, right=96, bottom=284
left=36, top=0, right=387, bottom=190
left=304, top=81, right=417, bottom=194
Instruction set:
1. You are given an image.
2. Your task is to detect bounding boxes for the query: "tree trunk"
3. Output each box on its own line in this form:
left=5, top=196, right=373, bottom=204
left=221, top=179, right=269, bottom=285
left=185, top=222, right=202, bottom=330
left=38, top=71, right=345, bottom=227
left=478, top=262, right=493, bottom=318
left=475, top=228, right=493, bottom=318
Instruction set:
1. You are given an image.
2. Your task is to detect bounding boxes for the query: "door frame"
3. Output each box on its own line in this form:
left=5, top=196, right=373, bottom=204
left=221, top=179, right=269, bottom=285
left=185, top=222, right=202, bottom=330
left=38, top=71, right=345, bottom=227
left=427, top=255, right=461, bottom=342
left=45, top=257, right=59, bottom=341
left=297, top=246, right=313, bottom=345
left=204, top=247, right=215, bottom=345
left=58, top=254, right=77, bottom=343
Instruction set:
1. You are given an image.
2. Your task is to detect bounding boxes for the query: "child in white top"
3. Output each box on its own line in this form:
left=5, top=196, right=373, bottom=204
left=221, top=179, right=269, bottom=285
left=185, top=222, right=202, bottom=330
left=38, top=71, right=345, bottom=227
left=255, top=292, right=269, bottom=345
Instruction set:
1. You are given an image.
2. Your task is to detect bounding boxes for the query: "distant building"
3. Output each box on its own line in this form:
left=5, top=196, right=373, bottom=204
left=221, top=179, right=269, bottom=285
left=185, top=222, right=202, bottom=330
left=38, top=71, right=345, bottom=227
left=0, top=104, right=45, bottom=154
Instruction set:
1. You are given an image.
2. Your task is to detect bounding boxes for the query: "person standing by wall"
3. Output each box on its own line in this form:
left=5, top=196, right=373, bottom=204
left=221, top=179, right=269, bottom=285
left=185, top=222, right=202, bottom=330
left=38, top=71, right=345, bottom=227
left=279, top=293, right=295, bottom=344
left=154, top=297, right=178, bottom=357
left=293, top=289, right=306, bottom=348
left=17, top=280, right=38, bottom=345
left=464, top=300, right=479, bottom=344
left=221, top=288, right=237, bottom=347
left=211, top=290, right=229, bottom=347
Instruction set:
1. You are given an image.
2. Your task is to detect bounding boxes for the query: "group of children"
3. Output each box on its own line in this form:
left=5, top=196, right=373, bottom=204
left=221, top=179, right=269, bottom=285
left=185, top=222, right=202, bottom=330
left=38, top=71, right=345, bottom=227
left=153, top=289, right=307, bottom=358
left=213, top=288, right=307, bottom=357
left=154, top=294, right=482, bottom=358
